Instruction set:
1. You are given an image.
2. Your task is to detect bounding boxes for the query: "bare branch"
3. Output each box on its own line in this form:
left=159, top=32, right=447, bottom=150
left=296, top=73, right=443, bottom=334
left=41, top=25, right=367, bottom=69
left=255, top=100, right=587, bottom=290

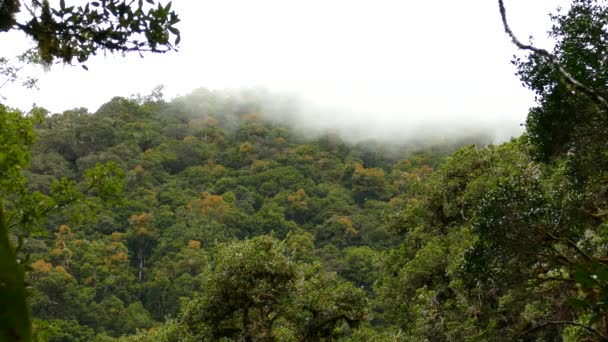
left=498, top=0, right=608, bottom=112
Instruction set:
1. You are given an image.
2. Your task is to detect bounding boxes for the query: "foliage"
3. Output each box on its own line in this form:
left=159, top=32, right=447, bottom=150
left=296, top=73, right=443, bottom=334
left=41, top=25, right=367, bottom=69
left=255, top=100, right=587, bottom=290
left=9, top=1, right=608, bottom=336
left=0, top=0, right=180, bottom=65
left=0, top=88, right=467, bottom=340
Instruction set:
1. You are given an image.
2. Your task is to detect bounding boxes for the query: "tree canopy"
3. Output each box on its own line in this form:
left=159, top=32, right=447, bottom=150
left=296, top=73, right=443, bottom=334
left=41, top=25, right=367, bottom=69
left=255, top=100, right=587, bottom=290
left=3, top=0, right=608, bottom=341
left=0, top=0, right=180, bottom=65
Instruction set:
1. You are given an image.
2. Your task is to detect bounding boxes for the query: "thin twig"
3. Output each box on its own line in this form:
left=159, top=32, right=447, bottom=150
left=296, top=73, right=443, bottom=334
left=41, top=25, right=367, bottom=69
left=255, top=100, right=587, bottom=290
left=514, top=320, right=608, bottom=341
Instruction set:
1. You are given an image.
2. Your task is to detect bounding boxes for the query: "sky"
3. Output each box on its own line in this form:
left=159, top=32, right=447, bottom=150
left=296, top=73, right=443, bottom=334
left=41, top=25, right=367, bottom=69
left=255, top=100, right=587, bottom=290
left=0, top=0, right=570, bottom=142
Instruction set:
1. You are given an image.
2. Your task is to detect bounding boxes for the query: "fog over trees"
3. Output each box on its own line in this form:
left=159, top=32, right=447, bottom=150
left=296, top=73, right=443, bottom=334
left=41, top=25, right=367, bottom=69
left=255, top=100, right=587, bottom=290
left=2, top=0, right=608, bottom=341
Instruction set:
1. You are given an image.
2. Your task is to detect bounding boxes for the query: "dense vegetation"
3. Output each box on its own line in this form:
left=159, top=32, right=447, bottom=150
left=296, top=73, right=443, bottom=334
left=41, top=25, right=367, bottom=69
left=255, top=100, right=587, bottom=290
left=3, top=0, right=608, bottom=340
left=12, top=88, right=462, bottom=340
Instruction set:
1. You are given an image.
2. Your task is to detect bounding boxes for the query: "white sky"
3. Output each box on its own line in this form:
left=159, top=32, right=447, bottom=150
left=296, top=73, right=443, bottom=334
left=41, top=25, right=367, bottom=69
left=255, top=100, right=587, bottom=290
left=0, top=0, right=570, bottom=141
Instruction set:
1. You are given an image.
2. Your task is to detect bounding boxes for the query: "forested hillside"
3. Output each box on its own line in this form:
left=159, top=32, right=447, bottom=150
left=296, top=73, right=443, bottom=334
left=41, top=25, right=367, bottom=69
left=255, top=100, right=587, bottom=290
left=10, top=75, right=608, bottom=341
left=14, top=88, right=471, bottom=340
left=3, top=0, right=608, bottom=341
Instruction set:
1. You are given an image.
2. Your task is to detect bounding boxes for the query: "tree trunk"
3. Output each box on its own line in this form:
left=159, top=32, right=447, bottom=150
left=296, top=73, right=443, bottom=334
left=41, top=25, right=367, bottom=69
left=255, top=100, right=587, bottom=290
left=0, top=201, right=31, bottom=341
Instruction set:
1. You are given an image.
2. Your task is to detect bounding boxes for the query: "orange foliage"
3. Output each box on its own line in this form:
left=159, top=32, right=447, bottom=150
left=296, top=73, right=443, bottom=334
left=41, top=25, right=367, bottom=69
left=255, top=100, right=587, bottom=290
left=31, top=259, right=53, bottom=273
left=50, top=247, right=63, bottom=256
left=205, top=116, right=219, bottom=127
left=134, top=164, right=143, bottom=174
left=288, top=189, right=309, bottom=210
left=129, top=213, right=151, bottom=226
left=54, top=266, right=72, bottom=279
left=338, top=217, right=358, bottom=235
left=56, top=225, right=73, bottom=238
left=189, top=192, right=230, bottom=220
left=241, top=113, right=261, bottom=121
left=389, top=197, right=406, bottom=207
left=188, top=240, right=202, bottom=249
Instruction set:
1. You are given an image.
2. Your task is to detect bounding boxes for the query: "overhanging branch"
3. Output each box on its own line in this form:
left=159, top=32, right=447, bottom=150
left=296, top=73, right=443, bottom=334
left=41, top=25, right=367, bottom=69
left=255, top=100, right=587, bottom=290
left=514, top=320, right=608, bottom=341
left=498, top=0, right=608, bottom=112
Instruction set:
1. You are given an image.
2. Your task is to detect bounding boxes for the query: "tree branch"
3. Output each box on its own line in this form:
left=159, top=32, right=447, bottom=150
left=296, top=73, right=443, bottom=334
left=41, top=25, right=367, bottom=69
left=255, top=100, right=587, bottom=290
left=514, top=320, right=608, bottom=341
left=498, top=0, right=608, bottom=112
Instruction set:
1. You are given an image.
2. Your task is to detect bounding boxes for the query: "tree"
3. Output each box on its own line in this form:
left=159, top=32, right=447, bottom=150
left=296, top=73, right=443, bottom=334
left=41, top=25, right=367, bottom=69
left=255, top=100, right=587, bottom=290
left=499, top=0, right=608, bottom=338
left=180, top=236, right=296, bottom=340
left=1, top=1, right=178, bottom=340
left=0, top=107, right=125, bottom=341
left=351, top=163, right=386, bottom=205
left=0, top=0, right=180, bottom=65
left=0, top=105, right=43, bottom=342
left=502, top=0, right=608, bottom=180
left=178, top=236, right=370, bottom=341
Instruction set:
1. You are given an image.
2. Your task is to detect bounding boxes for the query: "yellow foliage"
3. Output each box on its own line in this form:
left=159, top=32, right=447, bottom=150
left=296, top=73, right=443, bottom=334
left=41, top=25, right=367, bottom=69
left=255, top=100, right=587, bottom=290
left=211, top=164, right=225, bottom=177
left=134, top=164, right=143, bottom=173
left=274, top=137, right=286, bottom=145
left=111, top=232, right=123, bottom=242
left=111, top=251, right=128, bottom=263
left=302, top=154, right=314, bottom=162
left=251, top=160, right=270, bottom=172
left=183, top=135, right=195, bottom=143
left=395, top=159, right=412, bottom=171
left=144, top=148, right=153, bottom=155
left=354, top=163, right=385, bottom=179
left=240, top=142, right=254, bottom=153
left=188, top=240, right=202, bottom=249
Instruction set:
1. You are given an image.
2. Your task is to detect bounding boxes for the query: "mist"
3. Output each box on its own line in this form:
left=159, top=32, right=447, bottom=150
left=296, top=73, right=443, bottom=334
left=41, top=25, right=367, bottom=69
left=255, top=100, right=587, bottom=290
left=168, top=86, right=523, bottom=147
left=1, top=0, right=569, bottom=146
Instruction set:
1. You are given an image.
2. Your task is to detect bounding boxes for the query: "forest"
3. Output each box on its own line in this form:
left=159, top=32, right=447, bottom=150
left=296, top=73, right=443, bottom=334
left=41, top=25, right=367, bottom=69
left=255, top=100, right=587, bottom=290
left=2, top=0, right=608, bottom=341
